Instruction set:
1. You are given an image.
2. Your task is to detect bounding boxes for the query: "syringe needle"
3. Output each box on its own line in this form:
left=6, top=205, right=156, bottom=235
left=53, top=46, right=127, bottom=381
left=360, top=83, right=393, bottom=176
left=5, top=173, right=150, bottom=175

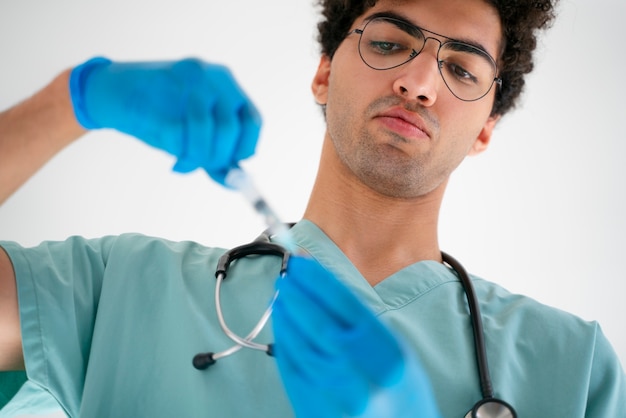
left=225, top=168, right=296, bottom=251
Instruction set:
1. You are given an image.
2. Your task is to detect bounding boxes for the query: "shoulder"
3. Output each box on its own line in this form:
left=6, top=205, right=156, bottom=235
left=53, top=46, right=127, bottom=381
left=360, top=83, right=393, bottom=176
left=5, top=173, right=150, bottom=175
left=469, top=275, right=618, bottom=378
left=89, top=233, right=228, bottom=271
left=473, top=277, right=625, bottom=412
left=471, top=275, right=597, bottom=338
left=110, top=233, right=225, bottom=253
left=1, top=233, right=228, bottom=274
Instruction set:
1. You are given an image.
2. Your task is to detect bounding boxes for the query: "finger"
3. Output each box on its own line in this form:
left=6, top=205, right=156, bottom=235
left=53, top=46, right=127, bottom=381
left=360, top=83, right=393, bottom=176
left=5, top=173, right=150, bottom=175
left=209, top=105, right=239, bottom=171
left=206, top=99, right=260, bottom=184
left=234, top=101, right=262, bottom=162
left=175, top=92, right=214, bottom=173
left=338, top=316, right=405, bottom=388
left=272, top=299, right=317, bottom=382
left=206, top=66, right=245, bottom=171
left=157, top=119, right=187, bottom=165
left=273, top=295, right=360, bottom=388
left=283, top=257, right=406, bottom=387
left=277, top=280, right=404, bottom=392
left=160, top=59, right=201, bottom=158
left=283, top=256, right=370, bottom=328
left=273, top=298, right=370, bottom=415
left=275, top=274, right=346, bottom=357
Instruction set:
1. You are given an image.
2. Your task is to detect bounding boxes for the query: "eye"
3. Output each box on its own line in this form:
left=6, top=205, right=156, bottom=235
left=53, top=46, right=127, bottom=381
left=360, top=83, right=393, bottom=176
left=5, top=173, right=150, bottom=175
left=442, top=62, right=479, bottom=85
left=368, top=40, right=409, bottom=55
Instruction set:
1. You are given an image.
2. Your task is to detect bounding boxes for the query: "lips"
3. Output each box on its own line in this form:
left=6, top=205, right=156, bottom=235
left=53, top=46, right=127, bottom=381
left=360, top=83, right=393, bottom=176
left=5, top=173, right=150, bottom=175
left=374, top=107, right=431, bottom=140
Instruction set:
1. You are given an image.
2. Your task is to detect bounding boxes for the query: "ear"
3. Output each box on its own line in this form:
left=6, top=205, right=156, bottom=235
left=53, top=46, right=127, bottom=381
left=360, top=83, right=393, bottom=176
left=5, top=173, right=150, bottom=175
left=311, top=55, right=331, bottom=105
left=469, top=114, right=501, bottom=156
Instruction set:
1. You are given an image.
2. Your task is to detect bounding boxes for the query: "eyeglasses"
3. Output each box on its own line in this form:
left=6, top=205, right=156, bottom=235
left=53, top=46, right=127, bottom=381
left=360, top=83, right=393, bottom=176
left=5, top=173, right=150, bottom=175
left=352, top=16, right=502, bottom=102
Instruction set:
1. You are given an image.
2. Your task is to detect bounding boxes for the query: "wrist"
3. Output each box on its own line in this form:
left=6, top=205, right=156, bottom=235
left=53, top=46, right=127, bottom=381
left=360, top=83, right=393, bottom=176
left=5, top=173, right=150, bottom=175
left=69, top=57, right=112, bottom=129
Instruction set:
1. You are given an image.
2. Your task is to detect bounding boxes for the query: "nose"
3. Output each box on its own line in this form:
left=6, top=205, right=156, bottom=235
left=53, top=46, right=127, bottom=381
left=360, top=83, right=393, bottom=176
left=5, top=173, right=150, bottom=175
left=392, top=39, right=442, bottom=106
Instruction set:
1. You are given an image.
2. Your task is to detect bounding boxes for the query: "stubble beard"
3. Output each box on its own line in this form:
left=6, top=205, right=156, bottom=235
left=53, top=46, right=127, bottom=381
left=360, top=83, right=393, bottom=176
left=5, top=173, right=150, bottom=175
left=328, top=97, right=443, bottom=199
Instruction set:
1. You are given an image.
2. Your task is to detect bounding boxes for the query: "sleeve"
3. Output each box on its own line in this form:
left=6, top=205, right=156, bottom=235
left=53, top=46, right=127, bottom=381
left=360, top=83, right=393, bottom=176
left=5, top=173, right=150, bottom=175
left=0, top=380, right=67, bottom=417
left=585, top=324, right=626, bottom=417
left=0, top=236, right=118, bottom=415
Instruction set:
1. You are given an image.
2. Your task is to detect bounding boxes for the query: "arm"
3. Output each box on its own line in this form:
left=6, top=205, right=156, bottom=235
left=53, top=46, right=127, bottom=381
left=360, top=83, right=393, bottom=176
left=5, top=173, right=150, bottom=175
left=0, top=70, right=86, bottom=365
left=0, top=57, right=261, bottom=370
left=0, top=69, right=86, bottom=372
left=0, top=57, right=262, bottom=206
left=0, top=68, right=86, bottom=204
left=0, top=247, right=23, bottom=371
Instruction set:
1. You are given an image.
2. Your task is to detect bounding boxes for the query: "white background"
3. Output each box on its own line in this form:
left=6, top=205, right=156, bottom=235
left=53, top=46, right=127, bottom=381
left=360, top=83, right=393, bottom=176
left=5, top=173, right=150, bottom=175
left=1, top=0, right=624, bottom=370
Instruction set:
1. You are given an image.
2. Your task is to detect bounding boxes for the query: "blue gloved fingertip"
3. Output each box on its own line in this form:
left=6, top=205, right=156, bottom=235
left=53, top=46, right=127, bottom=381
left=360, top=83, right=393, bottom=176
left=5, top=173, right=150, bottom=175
left=285, top=255, right=311, bottom=272
left=69, top=56, right=112, bottom=129
left=205, top=167, right=231, bottom=188
left=172, top=158, right=199, bottom=174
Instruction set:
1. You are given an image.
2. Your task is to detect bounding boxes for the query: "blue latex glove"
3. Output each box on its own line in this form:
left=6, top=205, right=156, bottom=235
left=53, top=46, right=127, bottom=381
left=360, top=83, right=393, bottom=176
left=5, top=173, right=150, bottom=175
left=272, top=256, right=442, bottom=418
left=69, top=57, right=261, bottom=184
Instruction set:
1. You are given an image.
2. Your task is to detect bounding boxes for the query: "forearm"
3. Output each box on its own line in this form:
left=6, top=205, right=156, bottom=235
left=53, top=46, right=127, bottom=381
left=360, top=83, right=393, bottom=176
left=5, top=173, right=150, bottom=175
left=0, top=68, right=86, bottom=205
left=0, top=247, right=23, bottom=371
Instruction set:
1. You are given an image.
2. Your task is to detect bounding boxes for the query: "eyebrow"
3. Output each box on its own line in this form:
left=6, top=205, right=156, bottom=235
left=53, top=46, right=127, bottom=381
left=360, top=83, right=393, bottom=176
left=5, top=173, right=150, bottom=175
left=362, top=11, right=495, bottom=58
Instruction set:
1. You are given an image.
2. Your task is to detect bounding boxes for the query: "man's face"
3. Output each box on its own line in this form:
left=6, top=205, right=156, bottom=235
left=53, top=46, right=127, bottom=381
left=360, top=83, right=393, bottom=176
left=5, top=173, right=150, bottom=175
left=312, top=0, right=502, bottom=199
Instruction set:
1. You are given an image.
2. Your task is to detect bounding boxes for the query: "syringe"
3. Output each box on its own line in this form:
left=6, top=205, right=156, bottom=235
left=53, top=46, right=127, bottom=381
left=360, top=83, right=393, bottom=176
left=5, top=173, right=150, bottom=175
left=225, top=168, right=296, bottom=252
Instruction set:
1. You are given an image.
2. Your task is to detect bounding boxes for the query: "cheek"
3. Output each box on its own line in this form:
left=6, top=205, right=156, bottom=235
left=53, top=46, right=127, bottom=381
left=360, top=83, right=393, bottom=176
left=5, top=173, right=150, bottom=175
left=439, top=101, right=493, bottom=146
left=325, top=68, right=361, bottom=131
left=325, top=87, right=355, bottom=147
left=326, top=46, right=383, bottom=107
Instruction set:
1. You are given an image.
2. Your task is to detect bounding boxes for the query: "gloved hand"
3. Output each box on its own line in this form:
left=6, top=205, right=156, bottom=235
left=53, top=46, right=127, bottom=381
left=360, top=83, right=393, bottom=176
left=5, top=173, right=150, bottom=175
left=272, top=256, right=442, bottom=418
left=69, top=57, right=261, bottom=185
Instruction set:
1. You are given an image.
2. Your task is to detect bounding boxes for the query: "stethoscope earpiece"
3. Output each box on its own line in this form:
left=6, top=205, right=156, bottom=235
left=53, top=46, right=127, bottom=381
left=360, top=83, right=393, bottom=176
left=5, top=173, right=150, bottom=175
left=192, top=344, right=273, bottom=370
left=192, top=352, right=217, bottom=370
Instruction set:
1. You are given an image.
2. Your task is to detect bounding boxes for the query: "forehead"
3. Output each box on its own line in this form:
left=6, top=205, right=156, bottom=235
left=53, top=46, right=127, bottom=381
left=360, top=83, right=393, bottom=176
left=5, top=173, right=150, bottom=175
left=358, top=0, right=503, bottom=58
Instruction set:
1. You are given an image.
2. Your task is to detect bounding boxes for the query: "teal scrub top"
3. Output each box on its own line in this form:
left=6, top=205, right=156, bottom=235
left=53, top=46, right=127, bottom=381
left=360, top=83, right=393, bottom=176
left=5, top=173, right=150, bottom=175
left=1, top=220, right=625, bottom=417
left=0, top=372, right=26, bottom=410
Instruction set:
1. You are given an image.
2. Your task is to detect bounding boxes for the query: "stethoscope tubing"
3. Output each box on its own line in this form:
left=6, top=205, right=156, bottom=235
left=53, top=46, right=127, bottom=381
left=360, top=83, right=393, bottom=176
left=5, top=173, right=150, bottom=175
left=441, top=252, right=493, bottom=399
left=214, top=270, right=277, bottom=353
left=194, top=230, right=516, bottom=417
left=192, top=239, right=287, bottom=368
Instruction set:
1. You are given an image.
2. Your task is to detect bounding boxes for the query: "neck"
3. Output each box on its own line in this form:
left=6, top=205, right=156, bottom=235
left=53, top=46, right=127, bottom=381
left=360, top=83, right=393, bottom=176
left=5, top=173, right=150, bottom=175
left=303, top=137, right=446, bottom=286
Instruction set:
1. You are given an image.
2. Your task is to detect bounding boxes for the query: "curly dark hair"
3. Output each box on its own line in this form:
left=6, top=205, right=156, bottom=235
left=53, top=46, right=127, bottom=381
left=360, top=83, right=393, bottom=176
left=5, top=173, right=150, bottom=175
left=315, top=0, right=558, bottom=116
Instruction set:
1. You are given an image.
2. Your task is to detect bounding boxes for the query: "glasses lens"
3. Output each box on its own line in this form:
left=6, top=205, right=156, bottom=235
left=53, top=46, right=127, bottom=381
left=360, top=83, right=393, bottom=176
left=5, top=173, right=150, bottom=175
left=438, top=42, right=498, bottom=101
left=358, top=17, right=423, bottom=70
left=357, top=17, right=498, bottom=101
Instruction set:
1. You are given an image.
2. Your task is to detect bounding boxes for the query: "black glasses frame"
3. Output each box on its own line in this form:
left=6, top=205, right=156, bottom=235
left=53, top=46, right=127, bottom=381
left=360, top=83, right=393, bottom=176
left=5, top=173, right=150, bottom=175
left=352, top=16, right=503, bottom=102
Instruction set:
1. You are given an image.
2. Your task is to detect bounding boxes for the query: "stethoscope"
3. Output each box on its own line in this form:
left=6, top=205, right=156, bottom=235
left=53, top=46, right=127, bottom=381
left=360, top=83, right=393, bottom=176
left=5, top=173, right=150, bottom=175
left=192, top=228, right=517, bottom=418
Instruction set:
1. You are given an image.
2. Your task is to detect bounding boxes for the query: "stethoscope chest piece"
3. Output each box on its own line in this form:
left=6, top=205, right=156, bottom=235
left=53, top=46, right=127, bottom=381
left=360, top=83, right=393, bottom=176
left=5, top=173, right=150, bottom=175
left=465, top=398, right=517, bottom=418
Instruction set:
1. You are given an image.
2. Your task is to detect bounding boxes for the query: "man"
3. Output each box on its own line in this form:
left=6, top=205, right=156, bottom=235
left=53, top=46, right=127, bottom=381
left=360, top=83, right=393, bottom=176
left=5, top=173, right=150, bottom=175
left=1, top=0, right=625, bottom=417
